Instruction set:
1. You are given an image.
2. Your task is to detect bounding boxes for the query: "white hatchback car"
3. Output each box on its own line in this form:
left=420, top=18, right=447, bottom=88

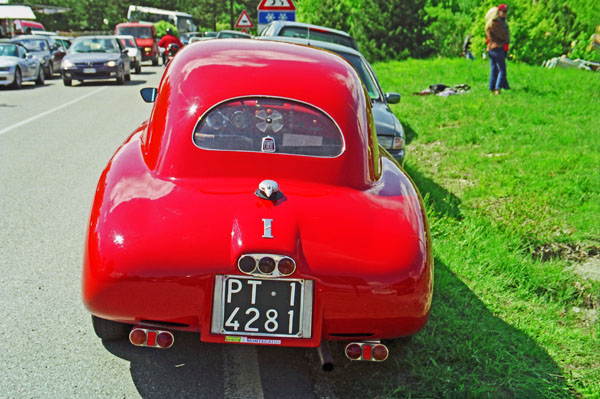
left=117, top=35, right=142, bottom=74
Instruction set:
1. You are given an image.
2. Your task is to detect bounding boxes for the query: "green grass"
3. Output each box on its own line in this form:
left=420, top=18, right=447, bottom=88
left=322, top=59, right=600, bottom=398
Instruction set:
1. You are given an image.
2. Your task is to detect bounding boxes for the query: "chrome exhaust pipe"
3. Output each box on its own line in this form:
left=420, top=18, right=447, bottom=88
left=317, top=341, right=334, bottom=372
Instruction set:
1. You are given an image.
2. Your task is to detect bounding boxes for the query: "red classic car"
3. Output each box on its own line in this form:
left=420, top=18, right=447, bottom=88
left=83, top=39, right=433, bottom=369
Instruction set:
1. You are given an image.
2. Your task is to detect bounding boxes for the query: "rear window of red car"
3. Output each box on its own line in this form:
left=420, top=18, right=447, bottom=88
left=193, top=97, right=344, bottom=157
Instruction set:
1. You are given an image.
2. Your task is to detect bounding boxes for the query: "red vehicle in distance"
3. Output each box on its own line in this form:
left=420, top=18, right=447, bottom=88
left=82, top=39, right=433, bottom=369
left=115, top=22, right=159, bottom=65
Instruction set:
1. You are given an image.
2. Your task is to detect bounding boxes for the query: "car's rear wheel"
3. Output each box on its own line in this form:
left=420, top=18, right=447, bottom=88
left=135, top=63, right=141, bottom=74
left=152, top=56, right=158, bottom=66
left=125, top=70, right=131, bottom=81
left=48, top=62, right=54, bottom=77
left=10, top=68, right=22, bottom=89
left=92, top=315, right=131, bottom=341
left=35, top=67, right=45, bottom=85
left=63, top=78, right=72, bottom=86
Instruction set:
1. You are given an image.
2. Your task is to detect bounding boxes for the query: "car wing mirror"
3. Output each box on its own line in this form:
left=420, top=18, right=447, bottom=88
left=385, top=92, right=401, bottom=104
left=140, top=87, right=158, bottom=103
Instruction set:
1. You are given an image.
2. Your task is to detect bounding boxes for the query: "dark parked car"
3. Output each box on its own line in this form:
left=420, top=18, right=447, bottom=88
left=10, top=35, right=53, bottom=77
left=61, top=36, right=131, bottom=86
left=259, top=21, right=358, bottom=50
left=258, top=36, right=405, bottom=161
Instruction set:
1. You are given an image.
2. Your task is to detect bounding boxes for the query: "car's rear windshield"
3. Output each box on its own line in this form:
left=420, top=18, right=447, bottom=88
left=119, top=38, right=137, bottom=48
left=116, top=26, right=152, bottom=38
left=193, top=97, right=344, bottom=157
left=279, top=27, right=357, bottom=49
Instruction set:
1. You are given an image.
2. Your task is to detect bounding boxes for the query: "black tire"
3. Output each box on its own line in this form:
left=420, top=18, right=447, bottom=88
left=48, top=62, right=54, bottom=77
left=92, top=315, right=131, bottom=341
left=63, top=78, right=72, bottom=86
left=135, top=63, right=141, bottom=74
left=10, top=68, right=22, bottom=89
left=35, top=67, right=45, bottom=85
left=152, top=56, right=158, bottom=66
left=116, top=66, right=124, bottom=85
left=125, top=71, right=131, bottom=82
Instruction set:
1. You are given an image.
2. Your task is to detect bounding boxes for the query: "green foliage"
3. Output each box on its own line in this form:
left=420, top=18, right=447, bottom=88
left=328, top=57, right=600, bottom=399
left=154, top=21, right=178, bottom=38
left=296, top=0, right=357, bottom=33
left=353, top=0, right=430, bottom=61
left=424, top=5, right=472, bottom=58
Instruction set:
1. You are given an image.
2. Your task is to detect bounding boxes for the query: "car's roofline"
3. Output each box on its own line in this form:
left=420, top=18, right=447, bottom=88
left=265, top=21, right=353, bottom=38
left=256, top=36, right=362, bottom=57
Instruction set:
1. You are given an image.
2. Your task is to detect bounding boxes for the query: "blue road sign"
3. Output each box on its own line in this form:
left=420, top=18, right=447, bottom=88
left=258, top=11, right=296, bottom=24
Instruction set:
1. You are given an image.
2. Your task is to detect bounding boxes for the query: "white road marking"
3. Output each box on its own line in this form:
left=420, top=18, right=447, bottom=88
left=223, top=344, right=265, bottom=399
left=0, top=87, right=107, bottom=136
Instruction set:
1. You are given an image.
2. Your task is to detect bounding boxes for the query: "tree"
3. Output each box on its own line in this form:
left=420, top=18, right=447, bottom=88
left=353, top=0, right=431, bottom=61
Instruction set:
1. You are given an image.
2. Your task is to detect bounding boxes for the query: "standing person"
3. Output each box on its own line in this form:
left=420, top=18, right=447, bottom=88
left=158, top=28, right=183, bottom=64
left=486, top=4, right=510, bottom=94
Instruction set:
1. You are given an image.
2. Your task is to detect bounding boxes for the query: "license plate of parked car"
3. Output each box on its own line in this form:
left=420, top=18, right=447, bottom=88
left=213, top=275, right=310, bottom=338
left=83, top=68, right=96, bottom=74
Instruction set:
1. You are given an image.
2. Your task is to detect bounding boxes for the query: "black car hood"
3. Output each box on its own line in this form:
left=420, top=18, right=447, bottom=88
left=372, top=101, right=400, bottom=137
left=65, top=53, right=120, bottom=63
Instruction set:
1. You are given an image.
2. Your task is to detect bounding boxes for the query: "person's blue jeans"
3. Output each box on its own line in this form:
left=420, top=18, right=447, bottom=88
left=488, top=47, right=510, bottom=90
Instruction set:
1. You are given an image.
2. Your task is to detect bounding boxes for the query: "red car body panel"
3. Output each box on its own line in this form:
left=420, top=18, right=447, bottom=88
left=83, top=39, right=433, bottom=348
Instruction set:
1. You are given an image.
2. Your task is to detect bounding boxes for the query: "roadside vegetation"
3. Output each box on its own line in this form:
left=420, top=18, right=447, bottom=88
left=314, top=58, right=599, bottom=398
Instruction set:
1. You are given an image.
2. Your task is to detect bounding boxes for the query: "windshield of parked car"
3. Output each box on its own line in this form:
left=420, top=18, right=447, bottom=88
left=279, top=27, right=356, bottom=49
left=0, top=44, right=19, bottom=57
left=332, top=51, right=381, bottom=101
left=193, top=97, right=344, bottom=157
left=14, top=39, right=47, bottom=52
left=116, top=26, right=152, bottom=38
left=71, top=38, right=120, bottom=53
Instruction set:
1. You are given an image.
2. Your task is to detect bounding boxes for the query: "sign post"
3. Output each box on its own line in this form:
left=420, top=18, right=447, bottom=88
left=235, top=10, right=254, bottom=34
left=257, top=0, right=296, bottom=34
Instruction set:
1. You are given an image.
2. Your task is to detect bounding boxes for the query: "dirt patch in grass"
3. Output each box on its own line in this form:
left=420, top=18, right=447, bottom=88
left=531, top=242, right=600, bottom=264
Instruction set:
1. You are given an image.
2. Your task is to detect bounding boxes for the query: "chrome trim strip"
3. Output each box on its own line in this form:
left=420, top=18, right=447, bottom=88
left=211, top=275, right=224, bottom=334
left=302, top=280, right=313, bottom=339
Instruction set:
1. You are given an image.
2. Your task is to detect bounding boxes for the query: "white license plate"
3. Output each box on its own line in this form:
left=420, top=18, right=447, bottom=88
left=211, top=275, right=313, bottom=339
left=83, top=68, right=96, bottom=74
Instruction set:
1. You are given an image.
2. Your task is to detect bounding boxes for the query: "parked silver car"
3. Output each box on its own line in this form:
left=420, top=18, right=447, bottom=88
left=0, top=42, right=45, bottom=89
left=10, top=35, right=53, bottom=77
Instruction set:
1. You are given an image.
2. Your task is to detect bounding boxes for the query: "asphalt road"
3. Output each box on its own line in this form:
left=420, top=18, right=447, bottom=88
left=0, top=65, right=340, bottom=398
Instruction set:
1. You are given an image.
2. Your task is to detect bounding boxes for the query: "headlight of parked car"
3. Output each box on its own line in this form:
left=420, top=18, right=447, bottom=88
left=62, top=59, right=74, bottom=68
left=106, top=60, right=117, bottom=67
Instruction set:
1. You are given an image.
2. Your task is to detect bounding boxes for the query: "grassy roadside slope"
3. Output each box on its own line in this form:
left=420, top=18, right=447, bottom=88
left=321, top=59, right=599, bottom=398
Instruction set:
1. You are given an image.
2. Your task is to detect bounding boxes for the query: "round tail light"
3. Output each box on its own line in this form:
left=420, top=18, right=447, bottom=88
left=130, top=329, right=146, bottom=346
left=345, top=343, right=362, bottom=360
left=372, top=344, right=389, bottom=361
left=238, top=255, right=257, bottom=274
left=258, top=257, right=276, bottom=274
left=157, top=332, right=174, bottom=348
left=277, top=257, right=296, bottom=275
